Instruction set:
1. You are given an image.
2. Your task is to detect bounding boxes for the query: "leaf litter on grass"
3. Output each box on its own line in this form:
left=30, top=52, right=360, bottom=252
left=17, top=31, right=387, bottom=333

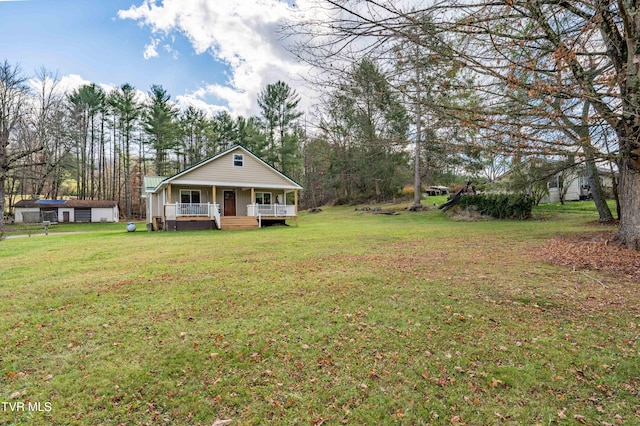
left=3, top=212, right=640, bottom=425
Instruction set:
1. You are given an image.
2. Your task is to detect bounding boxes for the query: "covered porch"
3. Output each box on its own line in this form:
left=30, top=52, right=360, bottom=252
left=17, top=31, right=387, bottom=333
left=155, top=184, right=299, bottom=231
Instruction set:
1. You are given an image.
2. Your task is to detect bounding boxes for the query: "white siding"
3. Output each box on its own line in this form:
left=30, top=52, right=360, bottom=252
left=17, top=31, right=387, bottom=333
left=14, top=208, right=39, bottom=223
left=59, top=208, right=74, bottom=223
left=91, top=207, right=118, bottom=222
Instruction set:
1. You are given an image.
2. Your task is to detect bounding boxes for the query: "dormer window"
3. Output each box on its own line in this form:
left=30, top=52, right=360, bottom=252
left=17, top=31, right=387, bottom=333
left=233, top=154, right=244, bottom=167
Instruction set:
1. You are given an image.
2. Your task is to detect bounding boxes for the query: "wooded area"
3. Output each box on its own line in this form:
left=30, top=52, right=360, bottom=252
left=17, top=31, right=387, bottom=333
left=289, top=0, right=640, bottom=249
left=0, top=65, right=305, bottom=226
left=2, top=0, right=640, bottom=249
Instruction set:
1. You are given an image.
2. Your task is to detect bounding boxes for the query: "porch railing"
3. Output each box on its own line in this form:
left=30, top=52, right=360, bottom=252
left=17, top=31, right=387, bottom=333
left=247, top=204, right=296, bottom=217
left=211, top=203, right=221, bottom=229
left=165, top=203, right=220, bottom=225
left=176, top=203, right=209, bottom=216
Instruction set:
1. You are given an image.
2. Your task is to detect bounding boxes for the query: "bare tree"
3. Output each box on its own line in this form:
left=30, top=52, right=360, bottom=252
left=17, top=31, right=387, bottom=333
left=0, top=61, right=39, bottom=228
left=290, top=0, right=640, bottom=249
left=27, top=68, right=70, bottom=200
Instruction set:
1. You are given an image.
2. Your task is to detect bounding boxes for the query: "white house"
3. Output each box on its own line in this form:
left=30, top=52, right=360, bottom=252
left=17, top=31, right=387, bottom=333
left=493, top=158, right=616, bottom=204
left=543, top=164, right=616, bottom=204
left=143, top=145, right=303, bottom=231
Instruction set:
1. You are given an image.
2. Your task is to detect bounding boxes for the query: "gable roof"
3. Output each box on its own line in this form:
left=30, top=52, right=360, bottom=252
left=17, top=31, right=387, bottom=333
left=147, top=145, right=303, bottom=193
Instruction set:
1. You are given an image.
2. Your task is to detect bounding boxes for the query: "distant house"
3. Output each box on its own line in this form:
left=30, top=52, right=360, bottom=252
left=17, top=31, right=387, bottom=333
left=544, top=164, right=616, bottom=204
left=493, top=158, right=616, bottom=204
left=143, top=145, right=303, bottom=231
left=13, top=199, right=119, bottom=223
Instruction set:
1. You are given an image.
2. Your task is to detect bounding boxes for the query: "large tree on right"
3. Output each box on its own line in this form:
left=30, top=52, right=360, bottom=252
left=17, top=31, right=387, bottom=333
left=444, top=0, right=640, bottom=248
left=297, top=0, right=640, bottom=249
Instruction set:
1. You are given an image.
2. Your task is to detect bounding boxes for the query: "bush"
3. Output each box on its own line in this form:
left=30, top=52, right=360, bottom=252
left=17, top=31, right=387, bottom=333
left=457, top=194, right=534, bottom=220
left=400, top=185, right=415, bottom=200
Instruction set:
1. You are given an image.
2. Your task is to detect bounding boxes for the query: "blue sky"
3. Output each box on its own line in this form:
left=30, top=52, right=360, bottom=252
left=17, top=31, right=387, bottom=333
left=0, top=0, right=309, bottom=116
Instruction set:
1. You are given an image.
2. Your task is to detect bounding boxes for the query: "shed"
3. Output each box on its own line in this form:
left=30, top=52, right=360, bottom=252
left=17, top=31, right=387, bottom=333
left=13, top=199, right=120, bottom=223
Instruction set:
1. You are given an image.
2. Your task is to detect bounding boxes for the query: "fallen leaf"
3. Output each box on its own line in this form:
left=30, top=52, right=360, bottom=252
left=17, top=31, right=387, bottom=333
left=557, top=408, right=567, bottom=420
left=212, top=419, right=233, bottom=426
left=489, top=378, right=503, bottom=387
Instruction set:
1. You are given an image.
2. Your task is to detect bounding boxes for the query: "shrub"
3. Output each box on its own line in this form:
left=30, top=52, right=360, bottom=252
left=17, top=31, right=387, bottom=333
left=457, top=194, right=534, bottom=220
left=400, top=185, right=415, bottom=199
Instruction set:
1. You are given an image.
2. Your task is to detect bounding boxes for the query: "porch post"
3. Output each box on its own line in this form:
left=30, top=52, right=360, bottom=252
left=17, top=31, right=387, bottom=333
left=167, top=184, right=172, bottom=204
left=294, top=189, right=299, bottom=226
left=162, top=188, right=168, bottom=231
left=212, top=185, right=217, bottom=204
left=250, top=188, right=255, bottom=216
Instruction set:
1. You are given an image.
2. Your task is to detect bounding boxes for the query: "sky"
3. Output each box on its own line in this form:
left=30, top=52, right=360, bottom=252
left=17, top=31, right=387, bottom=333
left=0, top=0, right=312, bottom=117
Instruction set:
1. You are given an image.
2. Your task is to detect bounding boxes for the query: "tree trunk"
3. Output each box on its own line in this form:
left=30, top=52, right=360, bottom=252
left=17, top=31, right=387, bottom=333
left=413, top=63, right=422, bottom=208
left=616, top=160, right=640, bottom=250
left=585, top=158, right=614, bottom=222
left=0, top=172, right=5, bottom=229
left=0, top=127, right=6, bottom=228
left=124, top=130, right=132, bottom=219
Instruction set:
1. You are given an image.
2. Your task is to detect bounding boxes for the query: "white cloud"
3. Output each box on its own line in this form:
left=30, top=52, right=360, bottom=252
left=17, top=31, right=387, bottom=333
left=175, top=93, right=228, bottom=117
left=118, top=0, right=311, bottom=117
left=56, top=74, right=92, bottom=94
left=143, top=38, right=160, bottom=59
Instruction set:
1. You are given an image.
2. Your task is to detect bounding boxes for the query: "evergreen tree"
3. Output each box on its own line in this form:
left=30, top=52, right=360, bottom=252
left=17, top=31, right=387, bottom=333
left=143, top=85, right=178, bottom=176
left=108, top=83, right=140, bottom=218
left=257, top=81, right=303, bottom=176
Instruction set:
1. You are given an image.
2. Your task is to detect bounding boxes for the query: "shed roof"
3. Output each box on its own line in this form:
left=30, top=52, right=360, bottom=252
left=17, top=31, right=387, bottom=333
left=144, top=176, right=167, bottom=192
left=14, top=199, right=118, bottom=209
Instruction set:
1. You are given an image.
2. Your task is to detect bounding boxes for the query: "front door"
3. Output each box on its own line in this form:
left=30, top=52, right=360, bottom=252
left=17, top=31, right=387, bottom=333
left=224, top=191, right=236, bottom=216
left=63, top=211, right=70, bottom=223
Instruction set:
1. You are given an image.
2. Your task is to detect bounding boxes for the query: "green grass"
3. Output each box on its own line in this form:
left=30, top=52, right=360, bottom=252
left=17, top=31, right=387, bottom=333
left=1, top=203, right=638, bottom=425
left=1, top=221, right=135, bottom=238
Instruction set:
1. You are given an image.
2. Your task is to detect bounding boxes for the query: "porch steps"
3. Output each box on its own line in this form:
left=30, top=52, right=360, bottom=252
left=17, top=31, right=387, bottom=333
left=219, top=216, right=259, bottom=230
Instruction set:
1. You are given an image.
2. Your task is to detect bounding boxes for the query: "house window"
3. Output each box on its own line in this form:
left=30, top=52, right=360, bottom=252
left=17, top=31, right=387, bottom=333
left=255, top=192, right=272, bottom=205
left=579, top=176, right=589, bottom=188
left=547, top=176, right=559, bottom=189
left=233, top=154, right=244, bottom=167
left=180, top=190, right=201, bottom=204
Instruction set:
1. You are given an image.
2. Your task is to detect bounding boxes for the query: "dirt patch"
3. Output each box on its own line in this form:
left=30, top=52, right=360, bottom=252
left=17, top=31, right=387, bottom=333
left=540, top=231, right=640, bottom=281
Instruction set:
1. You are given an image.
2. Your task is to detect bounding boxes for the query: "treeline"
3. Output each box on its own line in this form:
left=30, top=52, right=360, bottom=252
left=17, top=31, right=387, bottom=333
left=289, top=0, right=640, bottom=250
left=2, top=55, right=481, bottom=223
left=1, top=63, right=306, bottom=220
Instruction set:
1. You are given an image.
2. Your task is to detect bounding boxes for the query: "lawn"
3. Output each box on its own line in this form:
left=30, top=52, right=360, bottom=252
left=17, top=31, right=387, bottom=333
left=1, top=202, right=638, bottom=425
